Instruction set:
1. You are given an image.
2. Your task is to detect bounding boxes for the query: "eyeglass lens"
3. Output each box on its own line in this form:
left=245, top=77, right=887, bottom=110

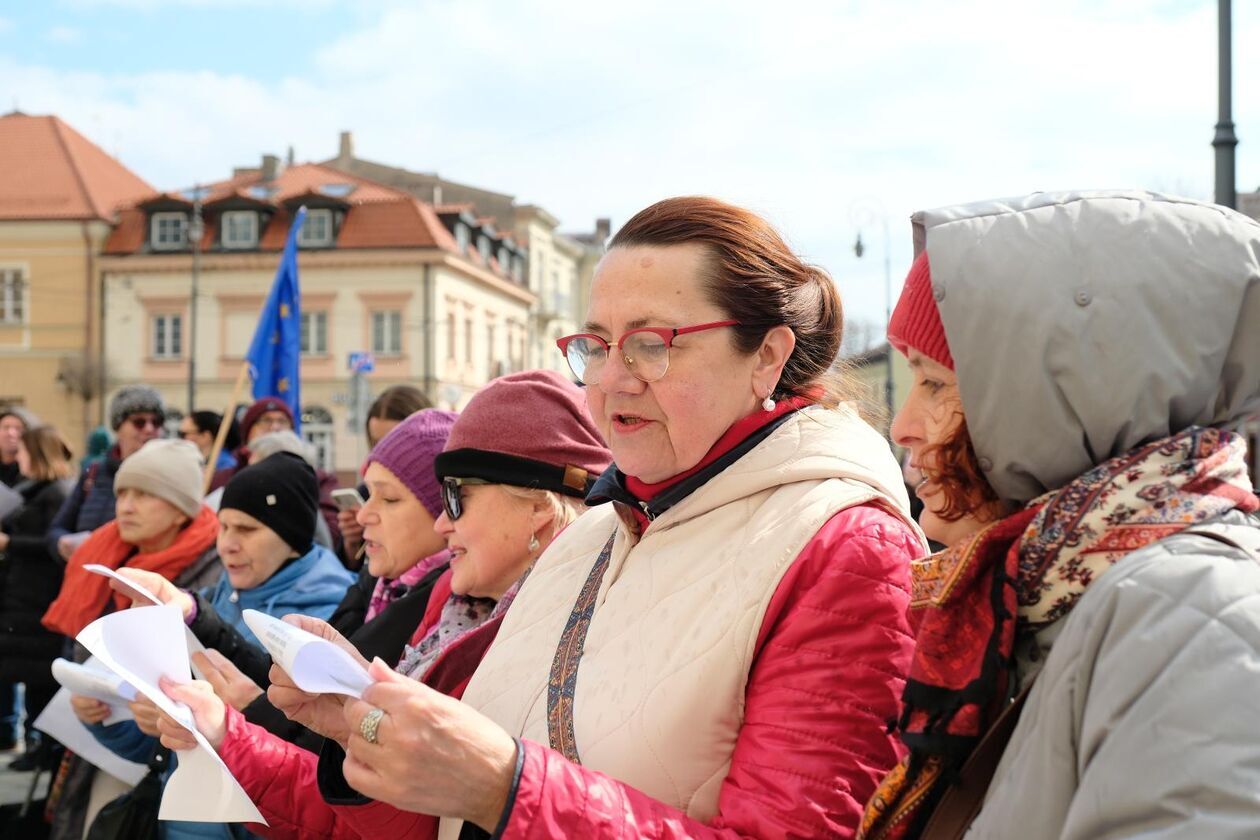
left=566, top=331, right=670, bottom=385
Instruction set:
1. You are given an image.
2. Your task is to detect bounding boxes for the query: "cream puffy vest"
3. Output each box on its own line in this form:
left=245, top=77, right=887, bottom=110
left=440, top=407, right=919, bottom=838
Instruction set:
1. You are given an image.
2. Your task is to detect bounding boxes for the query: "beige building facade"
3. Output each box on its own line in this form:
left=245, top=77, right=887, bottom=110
left=0, top=112, right=153, bottom=450
left=100, top=163, right=534, bottom=478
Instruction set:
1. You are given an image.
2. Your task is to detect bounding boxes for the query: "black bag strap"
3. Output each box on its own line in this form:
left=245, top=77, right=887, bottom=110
left=920, top=680, right=1035, bottom=839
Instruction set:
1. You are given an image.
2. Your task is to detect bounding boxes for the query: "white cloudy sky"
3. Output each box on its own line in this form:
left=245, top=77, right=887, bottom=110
left=2, top=0, right=1256, bottom=335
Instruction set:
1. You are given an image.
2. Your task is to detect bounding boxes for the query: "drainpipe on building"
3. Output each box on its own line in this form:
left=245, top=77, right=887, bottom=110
left=80, top=221, right=96, bottom=436
left=422, top=263, right=435, bottom=401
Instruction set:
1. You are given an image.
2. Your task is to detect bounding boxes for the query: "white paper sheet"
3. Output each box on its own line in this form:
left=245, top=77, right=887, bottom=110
left=76, top=605, right=267, bottom=825
left=83, top=563, right=211, bottom=679
left=242, top=609, right=372, bottom=698
left=50, top=657, right=137, bottom=725
left=33, top=688, right=148, bottom=786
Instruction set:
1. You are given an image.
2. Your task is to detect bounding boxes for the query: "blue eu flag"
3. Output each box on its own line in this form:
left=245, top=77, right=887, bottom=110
left=245, top=206, right=306, bottom=432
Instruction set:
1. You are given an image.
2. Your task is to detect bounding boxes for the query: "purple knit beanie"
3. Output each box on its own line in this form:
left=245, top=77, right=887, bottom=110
left=365, top=408, right=459, bottom=518
left=435, top=370, right=611, bottom=498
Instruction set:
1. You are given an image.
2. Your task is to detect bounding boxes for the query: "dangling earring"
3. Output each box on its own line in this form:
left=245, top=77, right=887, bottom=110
left=762, top=392, right=776, bottom=412
left=528, top=534, right=541, bottom=553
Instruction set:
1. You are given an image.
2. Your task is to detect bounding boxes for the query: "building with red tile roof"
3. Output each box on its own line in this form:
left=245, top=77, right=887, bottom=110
left=99, top=157, right=537, bottom=477
left=0, top=111, right=155, bottom=447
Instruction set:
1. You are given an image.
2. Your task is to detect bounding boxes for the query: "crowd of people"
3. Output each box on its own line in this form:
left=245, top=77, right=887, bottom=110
left=0, top=189, right=1256, bottom=839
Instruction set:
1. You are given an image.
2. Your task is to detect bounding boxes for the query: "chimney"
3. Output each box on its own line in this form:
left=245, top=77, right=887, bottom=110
left=338, top=131, right=353, bottom=163
left=261, top=154, right=280, bottom=182
left=595, top=217, right=611, bottom=243
left=286, top=145, right=295, bottom=167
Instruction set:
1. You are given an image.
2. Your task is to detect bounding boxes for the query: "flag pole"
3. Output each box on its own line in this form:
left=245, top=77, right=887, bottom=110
left=203, top=361, right=252, bottom=493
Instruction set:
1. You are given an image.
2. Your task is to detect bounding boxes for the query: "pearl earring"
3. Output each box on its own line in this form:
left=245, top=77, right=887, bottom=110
left=762, top=393, right=776, bottom=412
left=528, top=534, right=540, bottom=553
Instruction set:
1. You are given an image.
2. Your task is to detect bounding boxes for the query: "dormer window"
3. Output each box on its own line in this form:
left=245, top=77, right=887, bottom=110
left=151, top=212, right=188, bottom=250
left=477, top=236, right=491, bottom=262
left=221, top=210, right=258, bottom=249
left=497, top=246, right=510, bottom=270
left=454, top=223, right=470, bottom=253
left=298, top=208, right=334, bottom=248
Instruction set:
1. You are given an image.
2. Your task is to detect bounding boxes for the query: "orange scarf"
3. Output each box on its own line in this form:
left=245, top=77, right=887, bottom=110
left=43, top=506, right=219, bottom=637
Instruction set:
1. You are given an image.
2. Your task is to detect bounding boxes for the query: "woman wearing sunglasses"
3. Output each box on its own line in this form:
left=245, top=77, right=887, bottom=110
left=161, top=197, right=924, bottom=839
left=47, top=384, right=167, bottom=563
left=149, top=372, right=610, bottom=839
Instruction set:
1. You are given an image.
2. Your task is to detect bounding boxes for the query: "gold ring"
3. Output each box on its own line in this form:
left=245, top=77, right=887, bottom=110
left=359, top=708, right=384, bottom=744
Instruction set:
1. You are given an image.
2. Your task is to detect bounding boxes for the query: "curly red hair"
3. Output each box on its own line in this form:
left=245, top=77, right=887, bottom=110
left=920, top=413, right=1004, bottom=522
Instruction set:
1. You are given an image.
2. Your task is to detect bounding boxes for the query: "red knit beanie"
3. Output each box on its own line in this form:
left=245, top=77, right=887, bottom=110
left=435, top=370, right=612, bottom=498
left=886, top=251, right=954, bottom=370
left=240, top=397, right=295, bottom=441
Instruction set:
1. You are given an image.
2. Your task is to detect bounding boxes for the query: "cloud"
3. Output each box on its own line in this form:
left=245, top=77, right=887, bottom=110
left=46, top=26, right=81, bottom=43
left=3, top=0, right=1257, bottom=328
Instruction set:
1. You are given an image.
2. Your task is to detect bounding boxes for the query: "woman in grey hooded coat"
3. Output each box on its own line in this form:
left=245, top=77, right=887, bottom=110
left=859, top=190, right=1260, bottom=840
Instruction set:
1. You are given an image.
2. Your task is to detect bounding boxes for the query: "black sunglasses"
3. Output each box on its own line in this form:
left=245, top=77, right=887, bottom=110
left=441, top=476, right=492, bottom=521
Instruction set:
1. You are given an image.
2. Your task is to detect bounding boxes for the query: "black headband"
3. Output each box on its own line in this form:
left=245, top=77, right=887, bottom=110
left=434, top=448, right=594, bottom=499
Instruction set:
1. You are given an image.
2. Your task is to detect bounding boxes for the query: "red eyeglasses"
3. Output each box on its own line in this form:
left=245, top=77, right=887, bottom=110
left=556, top=320, right=739, bottom=385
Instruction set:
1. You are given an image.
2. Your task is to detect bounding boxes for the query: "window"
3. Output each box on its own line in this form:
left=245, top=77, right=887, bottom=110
left=512, top=255, right=525, bottom=283
left=0, top=269, right=25, bottom=324
left=497, top=246, right=510, bottom=271
left=454, top=223, right=470, bottom=254
left=464, top=317, right=473, bottom=363
left=221, top=211, right=259, bottom=249
left=151, top=212, right=188, bottom=250
left=300, top=311, right=327, bottom=355
left=371, top=310, right=402, bottom=355
left=298, top=208, right=334, bottom=247
left=152, top=313, right=182, bottom=359
left=447, top=312, right=457, bottom=359
left=301, top=405, right=335, bottom=472
left=477, top=236, right=491, bottom=262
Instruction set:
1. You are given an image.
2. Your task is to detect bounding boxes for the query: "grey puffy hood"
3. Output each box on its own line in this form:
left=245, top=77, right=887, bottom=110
left=912, top=190, right=1260, bottom=503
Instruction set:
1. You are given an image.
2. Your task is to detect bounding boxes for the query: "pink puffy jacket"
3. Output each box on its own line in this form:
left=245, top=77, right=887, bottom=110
left=221, top=502, right=919, bottom=839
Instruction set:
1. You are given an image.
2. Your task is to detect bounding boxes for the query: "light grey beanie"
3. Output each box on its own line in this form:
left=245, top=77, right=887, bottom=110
left=109, top=385, right=166, bottom=430
left=114, top=439, right=203, bottom=518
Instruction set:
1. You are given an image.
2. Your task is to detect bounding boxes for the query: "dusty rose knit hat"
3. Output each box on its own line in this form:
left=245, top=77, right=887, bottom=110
left=365, top=408, right=459, bottom=518
left=240, top=398, right=294, bottom=441
left=435, top=371, right=611, bottom=498
left=886, top=251, right=954, bottom=370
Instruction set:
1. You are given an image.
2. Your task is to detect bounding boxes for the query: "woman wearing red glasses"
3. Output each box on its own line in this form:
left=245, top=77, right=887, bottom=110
left=162, top=196, right=923, bottom=840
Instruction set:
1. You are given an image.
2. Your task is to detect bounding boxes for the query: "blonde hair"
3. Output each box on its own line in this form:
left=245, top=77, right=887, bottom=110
left=21, top=426, right=74, bottom=481
left=499, top=485, right=587, bottom=547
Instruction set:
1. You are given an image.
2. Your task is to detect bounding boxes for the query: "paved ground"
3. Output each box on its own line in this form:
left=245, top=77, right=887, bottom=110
left=0, top=744, right=50, bottom=806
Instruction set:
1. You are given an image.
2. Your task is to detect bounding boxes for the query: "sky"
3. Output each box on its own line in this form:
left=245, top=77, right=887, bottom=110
left=2, top=0, right=1257, bottom=339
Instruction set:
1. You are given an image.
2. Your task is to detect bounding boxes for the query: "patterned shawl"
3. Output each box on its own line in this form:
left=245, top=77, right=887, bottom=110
left=859, top=426, right=1259, bottom=840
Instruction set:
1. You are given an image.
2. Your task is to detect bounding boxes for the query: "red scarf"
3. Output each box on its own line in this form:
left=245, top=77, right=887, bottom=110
left=859, top=427, right=1259, bottom=839
left=43, top=506, right=220, bottom=637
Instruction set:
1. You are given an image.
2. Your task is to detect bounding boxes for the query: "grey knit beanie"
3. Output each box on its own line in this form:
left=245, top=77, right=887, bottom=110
left=114, top=439, right=203, bottom=518
left=109, top=385, right=166, bottom=431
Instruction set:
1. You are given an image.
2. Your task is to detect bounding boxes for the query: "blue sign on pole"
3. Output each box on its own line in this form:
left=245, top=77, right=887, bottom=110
left=348, top=351, right=375, bottom=374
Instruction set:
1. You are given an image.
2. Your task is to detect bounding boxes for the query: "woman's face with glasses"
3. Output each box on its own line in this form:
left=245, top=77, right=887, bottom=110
left=117, top=412, right=164, bottom=458
left=578, top=244, right=764, bottom=483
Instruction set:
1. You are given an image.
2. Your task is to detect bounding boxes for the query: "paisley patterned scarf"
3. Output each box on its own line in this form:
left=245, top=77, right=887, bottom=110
left=859, top=426, right=1259, bottom=840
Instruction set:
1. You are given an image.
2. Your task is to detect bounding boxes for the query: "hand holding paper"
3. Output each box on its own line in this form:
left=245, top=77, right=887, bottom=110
left=76, top=605, right=265, bottom=825
left=51, top=657, right=137, bottom=726
left=243, top=610, right=371, bottom=698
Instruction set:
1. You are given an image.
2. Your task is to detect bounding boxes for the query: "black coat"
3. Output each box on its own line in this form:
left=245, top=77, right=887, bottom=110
left=188, top=561, right=448, bottom=752
left=0, top=479, right=71, bottom=684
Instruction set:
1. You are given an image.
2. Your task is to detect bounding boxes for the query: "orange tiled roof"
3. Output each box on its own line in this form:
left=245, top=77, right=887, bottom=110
left=105, top=164, right=462, bottom=256
left=0, top=111, right=153, bottom=221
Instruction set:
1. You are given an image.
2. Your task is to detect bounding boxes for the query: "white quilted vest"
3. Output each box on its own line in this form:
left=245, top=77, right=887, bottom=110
left=440, top=407, right=917, bottom=838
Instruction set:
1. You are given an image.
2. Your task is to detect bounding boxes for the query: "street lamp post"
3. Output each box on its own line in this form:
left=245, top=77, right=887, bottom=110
left=851, top=201, right=896, bottom=430
left=1214, top=0, right=1237, bottom=209
left=187, top=188, right=205, bottom=413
